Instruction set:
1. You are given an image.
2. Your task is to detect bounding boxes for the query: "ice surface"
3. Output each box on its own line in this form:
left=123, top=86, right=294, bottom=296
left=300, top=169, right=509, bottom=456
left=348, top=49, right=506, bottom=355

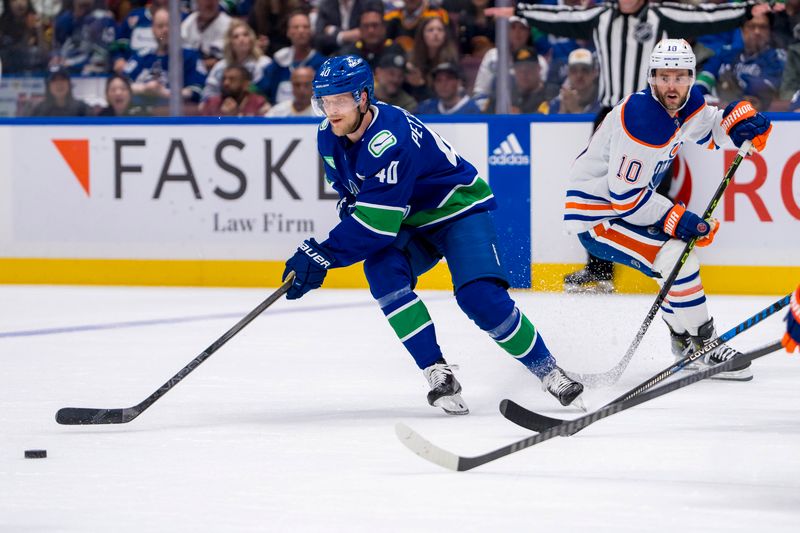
left=1, top=285, right=798, bottom=532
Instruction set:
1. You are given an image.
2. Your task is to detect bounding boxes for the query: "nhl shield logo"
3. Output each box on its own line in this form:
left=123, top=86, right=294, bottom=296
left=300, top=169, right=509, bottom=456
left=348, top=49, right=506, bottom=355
left=633, top=21, right=653, bottom=43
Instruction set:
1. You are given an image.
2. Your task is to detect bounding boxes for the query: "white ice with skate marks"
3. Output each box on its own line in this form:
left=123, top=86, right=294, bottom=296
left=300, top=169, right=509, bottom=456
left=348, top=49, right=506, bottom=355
left=1, top=285, right=798, bottom=531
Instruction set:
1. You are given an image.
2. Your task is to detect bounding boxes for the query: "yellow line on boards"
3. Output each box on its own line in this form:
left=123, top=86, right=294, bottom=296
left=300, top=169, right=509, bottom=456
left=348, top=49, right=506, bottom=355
left=0, top=258, right=795, bottom=295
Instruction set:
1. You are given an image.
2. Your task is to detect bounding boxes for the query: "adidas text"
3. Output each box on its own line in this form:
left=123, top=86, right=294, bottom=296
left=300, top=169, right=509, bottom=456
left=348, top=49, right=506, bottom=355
left=489, top=153, right=530, bottom=166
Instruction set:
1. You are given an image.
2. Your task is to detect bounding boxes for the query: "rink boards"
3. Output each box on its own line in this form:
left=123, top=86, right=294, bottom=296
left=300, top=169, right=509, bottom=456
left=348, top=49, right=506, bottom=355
left=0, top=114, right=797, bottom=293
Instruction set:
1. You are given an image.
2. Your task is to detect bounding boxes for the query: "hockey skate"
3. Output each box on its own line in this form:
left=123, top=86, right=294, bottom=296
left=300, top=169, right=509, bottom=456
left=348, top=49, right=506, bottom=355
left=691, top=318, right=753, bottom=381
left=563, top=268, right=615, bottom=294
left=423, top=359, right=469, bottom=415
left=541, top=366, right=586, bottom=410
left=667, top=323, right=699, bottom=371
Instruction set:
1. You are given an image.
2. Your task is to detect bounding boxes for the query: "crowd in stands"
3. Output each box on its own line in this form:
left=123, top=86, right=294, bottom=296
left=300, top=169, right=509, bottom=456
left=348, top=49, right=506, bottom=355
left=1, top=0, right=799, bottom=117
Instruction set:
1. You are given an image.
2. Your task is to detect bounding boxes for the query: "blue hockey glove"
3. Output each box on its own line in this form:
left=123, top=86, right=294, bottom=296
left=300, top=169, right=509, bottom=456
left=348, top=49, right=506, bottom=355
left=720, top=100, right=772, bottom=152
left=661, top=204, right=719, bottom=246
left=336, top=196, right=356, bottom=220
left=783, top=285, right=800, bottom=354
left=282, top=239, right=334, bottom=300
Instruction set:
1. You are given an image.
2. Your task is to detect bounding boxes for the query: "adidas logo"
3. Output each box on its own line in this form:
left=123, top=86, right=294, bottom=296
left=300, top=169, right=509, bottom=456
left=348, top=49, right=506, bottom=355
left=488, top=133, right=529, bottom=166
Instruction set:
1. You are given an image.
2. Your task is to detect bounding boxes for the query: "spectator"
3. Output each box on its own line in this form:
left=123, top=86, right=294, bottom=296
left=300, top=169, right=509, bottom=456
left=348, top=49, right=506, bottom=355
left=202, top=19, right=272, bottom=101
left=247, top=0, right=311, bottom=56
left=200, top=64, right=268, bottom=116
left=697, top=11, right=786, bottom=110
left=52, top=0, right=116, bottom=74
left=338, top=3, right=405, bottom=70
left=181, top=0, right=232, bottom=73
left=384, top=0, right=450, bottom=53
left=545, top=47, right=600, bottom=114
left=261, top=11, right=326, bottom=105
left=113, top=0, right=179, bottom=73
left=373, top=50, right=418, bottom=112
left=406, top=15, right=459, bottom=101
left=535, top=0, right=593, bottom=98
left=97, top=73, right=148, bottom=116
left=314, top=0, right=367, bottom=56
left=472, top=15, right=544, bottom=112
left=781, top=40, right=800, bottom=102
left=508, top=46, right=550, bottom=114
left=29, top=66, right=90, bottom=116
left=771, top=0, right=800, bottom=49
left=416, top=62, right=482, bottom=114
left=457, top=0, right=496, bottom=58
left=265, top=65, right=315, bottom=116
left=0, top=0, right=49, bottom=74
left=124, top=7, right=207, bottom=107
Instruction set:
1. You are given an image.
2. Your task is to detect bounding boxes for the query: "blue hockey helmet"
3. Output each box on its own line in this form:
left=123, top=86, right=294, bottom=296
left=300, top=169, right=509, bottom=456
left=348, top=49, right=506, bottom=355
left=312, top=55, right=375, bottom=116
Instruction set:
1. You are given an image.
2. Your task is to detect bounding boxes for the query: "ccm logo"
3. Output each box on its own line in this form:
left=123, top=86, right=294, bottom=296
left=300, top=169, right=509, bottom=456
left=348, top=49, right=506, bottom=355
left=300, top=242, right=331, bottom=268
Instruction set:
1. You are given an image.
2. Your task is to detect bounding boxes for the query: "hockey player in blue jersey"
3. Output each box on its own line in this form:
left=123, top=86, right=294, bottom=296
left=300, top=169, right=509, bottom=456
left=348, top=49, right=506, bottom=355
left=564, top=39, right=772, bottom=380
left=281, top=55, right=584, bottom=414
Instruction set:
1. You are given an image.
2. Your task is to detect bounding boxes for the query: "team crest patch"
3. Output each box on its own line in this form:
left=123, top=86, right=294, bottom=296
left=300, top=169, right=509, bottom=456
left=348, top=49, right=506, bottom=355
left=320, top=118, right=329, bottom=130
left=323, top=156, right=336, bottom=169
left=368, top=130, right=397, bottom=157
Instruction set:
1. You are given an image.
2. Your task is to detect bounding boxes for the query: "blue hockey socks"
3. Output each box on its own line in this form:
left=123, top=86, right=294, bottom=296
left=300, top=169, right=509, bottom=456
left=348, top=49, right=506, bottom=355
left=455, top=279, right=556, bottom=376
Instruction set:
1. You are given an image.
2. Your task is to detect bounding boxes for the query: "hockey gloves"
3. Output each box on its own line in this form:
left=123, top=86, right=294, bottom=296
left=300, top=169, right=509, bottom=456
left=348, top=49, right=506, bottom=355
left=283, top=239, right=335, bottom=300
left=661, top=203, right=719, bottom=247
left=720, top=100, right=772, bottom=152
left=783, top=285, right=800, bottom=354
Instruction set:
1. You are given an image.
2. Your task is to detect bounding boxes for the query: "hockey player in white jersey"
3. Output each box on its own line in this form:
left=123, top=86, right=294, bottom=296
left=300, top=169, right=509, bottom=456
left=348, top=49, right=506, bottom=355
left=564, top=39, right=772, bottom=380
left=282, top=55, right=585, bottom=414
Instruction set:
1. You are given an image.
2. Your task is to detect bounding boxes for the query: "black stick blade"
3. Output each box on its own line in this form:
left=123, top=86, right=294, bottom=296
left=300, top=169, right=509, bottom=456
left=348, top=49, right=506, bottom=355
left=499, top=399, right=570, bottom=433
left=56, top=407, right=137, bottom=425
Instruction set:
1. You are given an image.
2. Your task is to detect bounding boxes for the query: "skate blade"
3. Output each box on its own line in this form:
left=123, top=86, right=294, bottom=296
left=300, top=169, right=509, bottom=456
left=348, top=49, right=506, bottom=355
left=433, top=394, right=469, bottom=415
left=571, top=395, right=588, bottom=412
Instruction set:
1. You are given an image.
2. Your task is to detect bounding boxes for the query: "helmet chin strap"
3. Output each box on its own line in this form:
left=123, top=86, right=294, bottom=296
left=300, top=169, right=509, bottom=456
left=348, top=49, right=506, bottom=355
left=347, top=99, right=369, bottom=135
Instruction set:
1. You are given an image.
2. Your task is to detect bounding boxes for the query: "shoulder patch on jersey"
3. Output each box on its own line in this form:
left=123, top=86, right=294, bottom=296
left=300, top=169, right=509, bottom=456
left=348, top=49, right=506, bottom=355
left=621, top=91, right=677, bottom=148
left=319, top=118, right=329, bottom=131
left=323, top=156, right=336, bottom=169
left=368, top=130, right=397, bottom=158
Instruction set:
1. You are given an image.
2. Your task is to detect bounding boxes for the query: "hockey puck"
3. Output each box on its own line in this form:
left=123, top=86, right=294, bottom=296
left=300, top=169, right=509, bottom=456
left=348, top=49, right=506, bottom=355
left=24, top=449, right=47, bottom=459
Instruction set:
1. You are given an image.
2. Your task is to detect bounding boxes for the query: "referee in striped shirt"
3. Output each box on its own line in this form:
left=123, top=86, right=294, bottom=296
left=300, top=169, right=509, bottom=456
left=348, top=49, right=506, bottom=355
left=494, top=0, right=762, bottom=291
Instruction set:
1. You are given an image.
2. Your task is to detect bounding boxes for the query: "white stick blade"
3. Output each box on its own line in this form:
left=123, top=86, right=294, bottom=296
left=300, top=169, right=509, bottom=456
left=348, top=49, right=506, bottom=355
left=394, top=422, right=460, bottom=471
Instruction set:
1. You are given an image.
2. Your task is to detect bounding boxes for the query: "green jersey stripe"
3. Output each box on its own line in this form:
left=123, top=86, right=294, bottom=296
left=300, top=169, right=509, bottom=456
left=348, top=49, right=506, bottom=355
left=352, top=203, right=404, bottom=237
left=403, top=177, right=494, bottom=228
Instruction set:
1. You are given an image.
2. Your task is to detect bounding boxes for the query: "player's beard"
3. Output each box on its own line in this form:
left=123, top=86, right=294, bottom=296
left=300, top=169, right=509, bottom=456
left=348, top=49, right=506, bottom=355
left=654, top=84, right=690, bottom=112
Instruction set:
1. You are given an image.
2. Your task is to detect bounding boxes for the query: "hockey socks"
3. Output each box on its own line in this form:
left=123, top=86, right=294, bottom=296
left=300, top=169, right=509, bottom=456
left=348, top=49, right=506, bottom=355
left=491, top=308, right=556, bottom=377
left=456, top=279, right=556, bottom=376
left=378, top=286, right=443, bottom=369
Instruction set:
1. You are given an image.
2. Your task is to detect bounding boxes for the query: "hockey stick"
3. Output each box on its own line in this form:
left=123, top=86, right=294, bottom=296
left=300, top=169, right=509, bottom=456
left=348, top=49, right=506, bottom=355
left=502, top=293, right=791, bottom=433
left=55, top=273, right=295, bottom=425
left=567, top=140, right=753, bottom=388
left=395, top=339, right=781, bottom=472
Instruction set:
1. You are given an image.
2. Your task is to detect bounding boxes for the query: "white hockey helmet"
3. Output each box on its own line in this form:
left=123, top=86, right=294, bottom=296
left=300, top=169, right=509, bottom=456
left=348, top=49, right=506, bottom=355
left=648, top=38, right=696, bottom=84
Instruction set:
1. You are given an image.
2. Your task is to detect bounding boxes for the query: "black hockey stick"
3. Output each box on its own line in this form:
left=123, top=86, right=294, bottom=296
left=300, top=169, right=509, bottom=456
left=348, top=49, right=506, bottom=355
left=396, top=339, right=781, bottom=471
left=567, top=140, right=753, bottom=388
left=56, top=274, right=295, bottom=425
left=502, top=293, right=791, bottom=433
